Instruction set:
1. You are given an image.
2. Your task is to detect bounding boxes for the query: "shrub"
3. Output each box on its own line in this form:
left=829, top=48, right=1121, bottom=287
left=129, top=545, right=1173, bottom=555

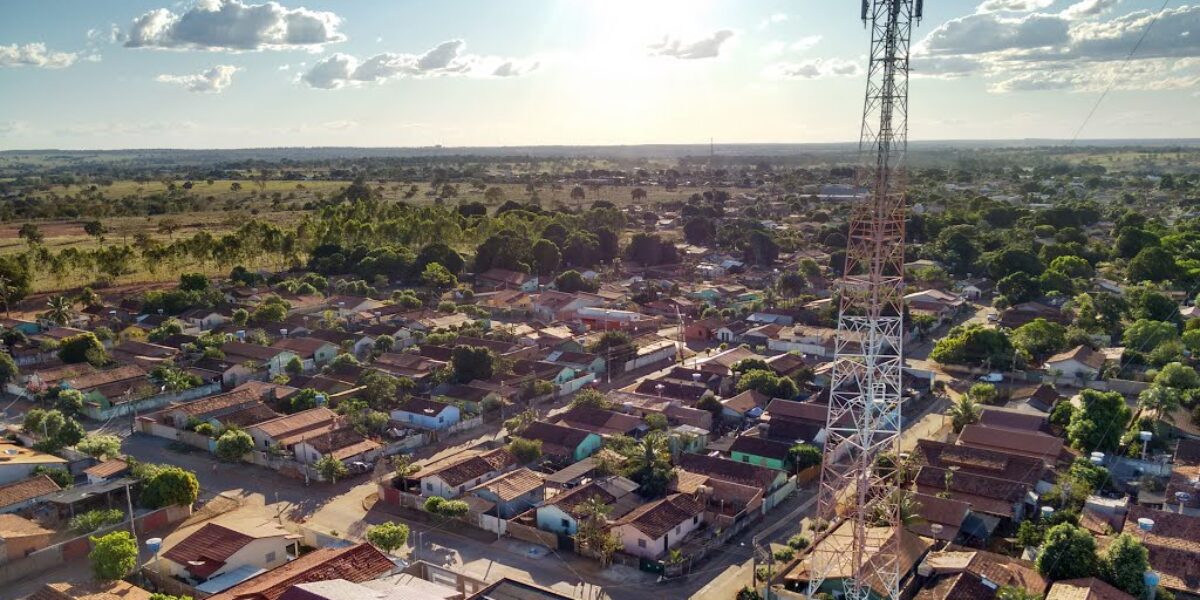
left=70, top=508, right=125, bottom=533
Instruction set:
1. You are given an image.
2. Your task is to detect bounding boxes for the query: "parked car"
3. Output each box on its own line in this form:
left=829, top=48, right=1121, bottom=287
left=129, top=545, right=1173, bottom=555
left=978, top=372, right=1003, bottom=383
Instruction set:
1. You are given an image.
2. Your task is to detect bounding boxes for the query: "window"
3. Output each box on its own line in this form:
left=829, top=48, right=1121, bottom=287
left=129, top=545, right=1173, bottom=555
left=265, top=551, right=276, bottom=563
left=425, top=482, right=433, bottom=491
left=675, top=525, right=681, bottom=534
left=741, top=455, right=749, bottom=463
left=637, top=539, right=646, bottom=548
left=561, top=518, right=570, bottom=528
left=693, top=515, right=699, bottom=524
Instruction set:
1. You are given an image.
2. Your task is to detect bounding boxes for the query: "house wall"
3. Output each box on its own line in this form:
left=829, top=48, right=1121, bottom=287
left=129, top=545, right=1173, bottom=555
left=0, top=532, right=52, bottom=562
left=82, top=382, right=221, bottom=421
left=391, top=405, right=461, bottom=431
left=536, top=505, right=578, bottom=535
left=574, top=434, right=604, bottom=462
left=421, top=472, right=497, bottom=499
left=730, top=451, right=785, bottom=471
left=0, top=464, right=58, bottom=486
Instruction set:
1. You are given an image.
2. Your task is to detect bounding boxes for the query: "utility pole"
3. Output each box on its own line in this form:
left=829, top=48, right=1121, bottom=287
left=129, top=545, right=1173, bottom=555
left=808, top=2, right=923, bottom=600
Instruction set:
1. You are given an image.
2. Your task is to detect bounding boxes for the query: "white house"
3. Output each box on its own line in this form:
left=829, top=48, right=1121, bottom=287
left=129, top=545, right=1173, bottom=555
left=611, top=493, right=706, bottom=560
left=1044, top=345, right=1105, bottom=382
left=418, top=448, right=517, bottom=498
left=161, top=522, right=300, bottom=585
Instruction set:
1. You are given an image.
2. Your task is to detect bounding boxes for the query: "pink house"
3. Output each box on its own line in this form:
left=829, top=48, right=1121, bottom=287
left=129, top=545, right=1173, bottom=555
left=611, top=493, right=706, bottom=559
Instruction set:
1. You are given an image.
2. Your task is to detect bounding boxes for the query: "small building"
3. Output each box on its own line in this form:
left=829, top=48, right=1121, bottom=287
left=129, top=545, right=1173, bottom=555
left=390, top=397, right=461, bottom=431
left=611, top=493, right=706, bottom=560
left=517, top=422, right=603, bottom=463
left=1045, top=578, right=1133, bottom=600
left=0, top=513, right=55, bottom=561
left=418, top=449, right=517, bottom=498
left=535, top=476, right=640, bottom=536
left=476, top=268, right=538, bottom=292
left=729, top=434, right=793, bottom=470
left=0, top=442, right=68, bottom=486
left=0, top=475, right=61, bottom=515
left=272, top=337, right=339, bottom=370
left=467, top=468, right=545, bottom=519
left=161, top=521, right=300, bottom=587
left=83, top=458, right=130, bottom=485
left=553, top=406, right=644, bottom=438
left=1044, top=345, right=1105, bottom=382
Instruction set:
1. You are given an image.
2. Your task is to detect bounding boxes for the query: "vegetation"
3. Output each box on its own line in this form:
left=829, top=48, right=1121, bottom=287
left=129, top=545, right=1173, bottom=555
left=366, top=521, right=410, bottom=553
left=507, top=437, right=543, bottom=464
left=89, top=531, right=138, bottom=582
left=139, top=465, right=200, bottom=508
left=315, top=454, right=349, bottom=483
left=70, top=508, right=126, bottom=533
left=76, top=434, right=121, bottom=460
left=214, top=429, right=254, bottom=462
left=1035, top=523, right=1097, bottom=580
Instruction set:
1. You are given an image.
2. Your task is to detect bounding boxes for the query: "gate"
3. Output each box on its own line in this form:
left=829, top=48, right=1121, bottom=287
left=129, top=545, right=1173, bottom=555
left=557, top=533, right=574, bottom=552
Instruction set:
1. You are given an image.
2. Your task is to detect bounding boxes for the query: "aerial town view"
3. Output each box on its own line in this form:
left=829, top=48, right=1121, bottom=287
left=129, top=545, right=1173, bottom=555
left=2, top=1, right=1200, bottom=599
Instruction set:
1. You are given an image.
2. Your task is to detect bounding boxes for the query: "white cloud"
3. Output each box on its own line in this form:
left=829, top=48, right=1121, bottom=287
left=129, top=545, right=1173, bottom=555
left=0, top=43, right=78, bottom=69
left=759, top=13, right=788, bottom=30
left=86, top=24, right=126, bottom=45
left=761, top=35, right=823, bottom=57
left=1061, top=0, right=1122, bottom=20
left=302, top=40, right=538, bottom=89
left=990, top=58, right=1200, bottom=92
left=918, top=12, right=1070, bottom=56
left=156, top=64, right=240, bottom=92
left=977, top=0, right=1054, bottom=13
left=648, top=30, right=734, bottom=60
left=125, top=0, right=345, bottom=51
left=766, top=58, right=863, bottom=79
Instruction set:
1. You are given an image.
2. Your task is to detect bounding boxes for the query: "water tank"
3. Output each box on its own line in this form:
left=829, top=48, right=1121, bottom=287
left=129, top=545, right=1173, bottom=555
left=1139, top=430, right=1153, bottom=442
left=1138, top=517, right=1155, bottom=532
left=280, top=328, right=288, bottom=337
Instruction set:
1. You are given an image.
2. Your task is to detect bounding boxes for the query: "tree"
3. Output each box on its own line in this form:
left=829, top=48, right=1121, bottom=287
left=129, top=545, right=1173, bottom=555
left=18, top=223, right=43, bottom=245
left=24, top=408, right=84, bottom=451
left=645, top=412, right=668, bottom=431
left=357, top=370, right=405, bottom=410
left=531, top=239, right=561, bottom=276
left=55, top=388, right=85, bottom=415
left=0, top=351, right=17, bottom=386
left=930, top=325, right=1015, bottom=369
left=77, top=434, right=121, bottom=460
left=1101, top=533, right=1149, bottom=597
left=997, top=271, right=1041, bottom=304
left=366, top=521, right=410, bottom=553
left=1011, top=318, right=1068, bottom=361
left=683, top=217, right=716, bottom=246
left=504, top=408, right=537, bottom=433
left=1139, top=385, right=1181, bottom=422
left=1123, top=319, right=1178, bottom=352
left=45, top=295, right=74, bottom=326
left=967, top=383, right=998, bottom=405
left=420, top=262, right=458, bottom=290
left=571, top=388, right=611, bottom=409
left=554, top=270, right=597, bottom=293
left=33, top=465, right=72, bottom=488
left=140, top=466, right=199, bottom=508
left=787, top=444, right=821, bottom=474
left=947, top=396, right=982, bottom=433
left=507, top=437, right=543, bottom=463
left=58, top=333, right=108, bottom=366
left=736, top=369, right=798, bottom=399
left=215, top=429, right=253, bottom=462
left=1154, top=362, right=1200, bottom=390
left=623, top=432, right=673, bottom=499
left=1036, top=523, right=1097, bottom=580
left=1128, top=247, right=1175, bottom=282
left=315, top=454, right=348, bottom=483
left=231, top=308, right=249, bottom=326
left=424, top=496, right=469, bottom=517
left=89, top=531, right=138, bottom=581
left=451, top=345, right=494, bottom=383
left=997, top=586, right=1043, bottom=600
left=1067, top=389, right=1131, bottom=453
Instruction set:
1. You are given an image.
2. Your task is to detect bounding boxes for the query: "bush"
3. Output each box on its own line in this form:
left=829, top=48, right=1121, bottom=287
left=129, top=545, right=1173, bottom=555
left=33, top=465, right=73, bottom=488
left=366, top=521, right=410, bottom=553
left=773, top=547, right=795, bottom=561
left=70, top=508, right=125, bottom=533
left=507, top=437, right=543, bottom=464
left=140, top=466, right=200, bottom=508
left=787, top=534, right=811, bottom=551
left=215, top=429, right=253, bottom=462
left=89, top=531, right=137, bottom=582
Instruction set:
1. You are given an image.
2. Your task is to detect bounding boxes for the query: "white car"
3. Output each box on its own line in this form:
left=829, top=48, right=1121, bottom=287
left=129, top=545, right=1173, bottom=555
left=978, top=372, right=1003, bottom=383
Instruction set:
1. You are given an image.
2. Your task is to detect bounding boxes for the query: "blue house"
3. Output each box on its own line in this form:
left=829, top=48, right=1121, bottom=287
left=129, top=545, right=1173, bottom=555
left=390, top=396, right=460, bottom=431
left=518, top=421, right=602, bottom=463
left=536, top=477, right=640, bottom=535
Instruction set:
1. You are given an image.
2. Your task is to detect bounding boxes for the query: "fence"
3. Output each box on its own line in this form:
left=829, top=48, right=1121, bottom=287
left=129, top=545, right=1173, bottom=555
left=505, top=520, right=558, bottom=548
left=556, top=373, right=596, bottom=397
left=446, top=415, right=485, bottom=436
left=82, top=382, right=222, bottom=421
left=0, top=504, right=191, bottom=585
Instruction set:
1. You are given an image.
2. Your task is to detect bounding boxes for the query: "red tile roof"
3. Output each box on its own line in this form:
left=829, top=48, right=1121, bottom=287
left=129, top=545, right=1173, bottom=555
left=163, top=523, right=254, bottom=579
left=0, top=475, right=60, bottom=509
left=208, top=543, right=394, bottom=600
left=615, top=493, right=704, bottom=539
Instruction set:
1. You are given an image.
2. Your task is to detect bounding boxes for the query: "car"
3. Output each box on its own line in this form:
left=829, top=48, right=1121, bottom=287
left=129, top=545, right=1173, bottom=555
left=986, top=311, right=999, bottom=322
left=978, top=373, right=1003, bottom=383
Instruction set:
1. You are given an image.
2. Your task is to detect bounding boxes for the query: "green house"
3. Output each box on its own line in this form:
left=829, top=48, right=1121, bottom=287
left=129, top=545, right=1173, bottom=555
left=729, top=435, right=793, bottom=471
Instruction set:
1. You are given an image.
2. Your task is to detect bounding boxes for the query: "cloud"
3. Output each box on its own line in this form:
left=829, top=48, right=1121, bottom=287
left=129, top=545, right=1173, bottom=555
left=990, top=58, right=1200, bottom=92
left=912, top=54, right=987, bottom=77
left=918, top=12, right=1070, bottom=56
left=156, top=64, right=240, bottom=92
left=0, top=43, right=78, bottom=69
left=977, top=0, right=1054, bottom=13
left=761, top=36, right=823, bottom=57
left=1061, top=0, right=1122, bottom=20
left=766, top=58, right=863, bottom=79
left=302, top=40, right=538, bottom=89
left=759, top=13, right=788, bottom=30
left=649, top=30, right=734, bottom=60
left=125, top=0, right=345, bottom=51
left=87, top=24, right=126, bottom=45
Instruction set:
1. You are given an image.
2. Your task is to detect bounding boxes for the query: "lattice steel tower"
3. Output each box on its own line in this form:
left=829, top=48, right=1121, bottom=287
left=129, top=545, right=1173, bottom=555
left=807, top=2, right=921, bottom=599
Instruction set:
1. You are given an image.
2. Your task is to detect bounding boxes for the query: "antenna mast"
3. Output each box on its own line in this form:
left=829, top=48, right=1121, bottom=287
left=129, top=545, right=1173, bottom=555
left=808, top=2, right=920, bottom=599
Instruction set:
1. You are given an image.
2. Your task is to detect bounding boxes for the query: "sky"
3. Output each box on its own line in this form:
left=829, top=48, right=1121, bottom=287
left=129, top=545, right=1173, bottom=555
left=1, top=0, right=1198, bottom=149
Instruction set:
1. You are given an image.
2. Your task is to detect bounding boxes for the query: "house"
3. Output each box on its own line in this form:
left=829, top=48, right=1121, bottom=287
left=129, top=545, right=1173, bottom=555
left=915, top=548, right=1046, bottom=599
left=179, top=308, right=227, bottom=332
left=763, top=398, right=828, bottom=445
left=1121, top=505, right=1200, bottom=597
left=391, top=397, right=460, bottom=431
left=205, top=542, right=395, bottom=600
left=292, top=427, right=381, bottom=469
left=730, top=434, right=794, bottom=470
left=769, top=325, right=840, bottom=359
left=433, top=383, right=501, bottom=413
left=908, top=493, right=971, bottom=543
left=0, top=475, right=61, bottom=514
left=28, top=581, right=152, bottom=600
left=476, top=289, right=533, bottom=314
left=1046, top=578, right=1134, bottom=600
left=221, top=342, right=299, bottom=378
left=914, top=465, right=1030, bottom=525
left=904, top=289, right=965, bottom=324
left=1044, top=345, right=1105, bottom=382
left=677, top=453, right=792, bottom=511
left=418, top=448, right=517, bottom=498
left=161, top=521, right=300, bottom=585
left=1015, top=384, right=1064, bottom=412
left=476, top=268, right=538, bottom=292
left=542, top=350, right=606, bottom=375
left=714, top=321, right=752, bottom=343
left=957, top=423, right=1064, bottom=466
left=272, top=337, right=339, bottom=370
left=959, top=278, right=995, bottom=300
left=83, top=458, right=130, bottom=484
left=611, top=493, right=706, bottom=560
left=0, top=442, right=68, bottom=485
left=785, top=523, right=932, bottom=599
left=373, top=353, right=446, bottom=386
left=979, top=407, right=1049, bottom=433
left=553, top=406, right=643, bottom=438
left=161, top=381, right=290, bottom=429
left=109, top=340, right=180, bottom=367
left=720, top=389, right=768, bottom=421
left=536, top=476, right=640, bottom=535
left=467, top=579, right=573, bottom=600
left=0, top=513, right=55, bottom=561
left=467, top=468, right=545, bottom=519
left=325, top=295, right=386, bottom=318
left=576, top=307, right=662, bottom=332
left=531, top=291, right=605, bottom=323
left=684, top=317, right=724, bottom=342
left=999, top=301, right=1068, bottom=329
left=517, top=422, right=602, bottom=463
left=247, top=408, right=340, bottom=453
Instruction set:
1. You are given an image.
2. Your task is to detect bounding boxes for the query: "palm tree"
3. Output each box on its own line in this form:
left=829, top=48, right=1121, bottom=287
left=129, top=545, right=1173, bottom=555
left=45, top=295, right=73, bottom=326
left=946, top=395, right=981, bottom=433
left=0, top=274, right=12, bottom=318
left=626, top=432, right=674, bottom=498
left=1139, top=385, right=1181, bottom=422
